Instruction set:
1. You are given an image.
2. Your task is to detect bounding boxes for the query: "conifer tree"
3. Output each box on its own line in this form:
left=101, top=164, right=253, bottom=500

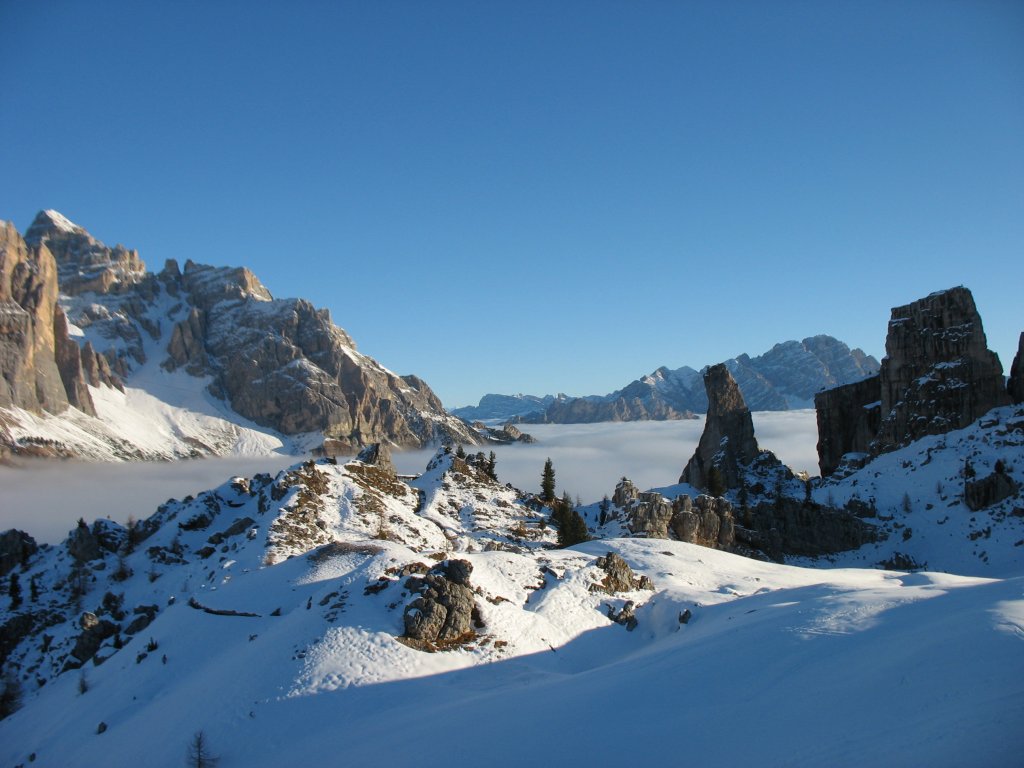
left=706, top=465, right=726, bottom=497
left=557, top=510, right=590, bottom=548
left=541, top=458, right=556, bottom=502
left=486, top=451, right=498, bottom=481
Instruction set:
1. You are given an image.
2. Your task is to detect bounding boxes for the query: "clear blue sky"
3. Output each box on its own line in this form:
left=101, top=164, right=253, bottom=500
left=1, top=1, right=1021, bottom=408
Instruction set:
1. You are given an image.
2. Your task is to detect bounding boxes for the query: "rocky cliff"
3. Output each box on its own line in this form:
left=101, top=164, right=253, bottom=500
left=1009, top=332, right=1024, bottom=405
left=499, top=335, right=878, bottom=425
left=2, top=211, right=481, bottom=458
left=815, top=287, right=1013, bottom=475
left=0, top=219, right=110, bottom=420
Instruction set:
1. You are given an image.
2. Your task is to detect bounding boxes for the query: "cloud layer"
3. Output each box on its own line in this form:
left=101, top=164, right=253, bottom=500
left=1, top=411, right=820, bottom=544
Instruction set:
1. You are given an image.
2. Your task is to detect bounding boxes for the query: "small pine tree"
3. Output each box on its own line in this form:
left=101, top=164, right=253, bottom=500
left=599, top=495, right=610, bottom=526
left=557, top=510, right=590, bottom=548
left=186, top=730, right=220, bottom=768
left=29, top=575, right=39, bottom=603
left=455, top=444, right=466, bottom=459
left=901, top=492, right=912, bottom=513
left=486, top=451, right=498, bottom=481
left=541, top=458, right=556, bottom=502
left=8, top=573, right=22, bottom=610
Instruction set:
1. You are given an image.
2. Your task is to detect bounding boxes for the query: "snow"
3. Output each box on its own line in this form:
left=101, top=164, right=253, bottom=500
left=41, top=209, right=82, bottom=233
left=2, top=526, right=1021, bottom=767
left=2, top=433, right=1023, bottom=767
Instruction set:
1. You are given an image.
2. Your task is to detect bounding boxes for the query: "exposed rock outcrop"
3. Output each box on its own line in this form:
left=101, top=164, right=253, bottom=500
left=680, top=363, right=778, bottom=491
left=402, top=559, right=478, bottom=649
left=69, top=611, right=119, bottom=664
left=25, top=210, right=146, bottom=295
left=815, top=287, right=1012, bottom=475
left=669, top=495, right=736, bottom=549
left=355, top=442, right=396, bottom=477
left=0, top=529, right=37, bottom=577
left=591, top=552, right=653, bottom=593
left=1009, top=332, right=1024, bottom=405
left=814, top=376, right=881, bottom=477
left=965, top=467, right=1020, bottom=511
left=0, top=221, right=68, bottom=413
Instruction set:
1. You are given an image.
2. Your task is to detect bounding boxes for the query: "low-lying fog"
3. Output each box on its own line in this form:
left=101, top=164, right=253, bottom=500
left=0, top=411, right=819, bottom=545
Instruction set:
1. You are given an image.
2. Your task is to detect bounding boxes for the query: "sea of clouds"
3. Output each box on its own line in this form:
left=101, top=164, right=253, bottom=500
left=0, top=411, right=819, bottom=544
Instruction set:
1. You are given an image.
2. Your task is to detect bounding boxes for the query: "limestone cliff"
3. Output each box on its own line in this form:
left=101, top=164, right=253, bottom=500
left=815, top=287, right=1012, bottom=475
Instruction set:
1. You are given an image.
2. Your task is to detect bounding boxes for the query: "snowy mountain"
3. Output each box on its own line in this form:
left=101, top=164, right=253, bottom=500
left=1, top=211, right=485, bottom=460
left=1, top=427, right=1022, bottom=766
left=462, top=335, right=879, bottom=424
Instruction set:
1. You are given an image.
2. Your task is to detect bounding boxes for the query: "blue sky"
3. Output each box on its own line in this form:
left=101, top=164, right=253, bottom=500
left=1, top=1, right=1021, bottom=408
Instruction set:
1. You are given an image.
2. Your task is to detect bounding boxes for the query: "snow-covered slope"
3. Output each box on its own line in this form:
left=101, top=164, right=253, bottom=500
left=2, top=442, right=1022, bottom=766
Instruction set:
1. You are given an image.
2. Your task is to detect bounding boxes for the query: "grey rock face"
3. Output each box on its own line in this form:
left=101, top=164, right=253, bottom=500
left=1009, top=332, right=1024, bottom=405
left=25, top=210, right=146, bottom=295
left=670, top=495, right=736, bottom=549
left=814, top=375, right=881, bottom=477
left=680, top=364, right=763, bottom=490
left=53, top=305, right=96, bottom=416
left=0, top=530, right=37, bottom=577
left=626, top=492, right=674, bottom=538
left=402, top=559, right=477, bottom=648
left=738, top=497, right=877, bottom=560
left=965, top=469, right=1020, bottom=511
left=67, top=521, right=103, bottom=562
left=612, top=478, right=639, bottom=508
left=815, top=287, right=1011, bottom=475
left=355, top=443, right=396, bottom=477
left=160, top=260, right=478, bottom=451
left=875, top=287, right=1009, bottom=452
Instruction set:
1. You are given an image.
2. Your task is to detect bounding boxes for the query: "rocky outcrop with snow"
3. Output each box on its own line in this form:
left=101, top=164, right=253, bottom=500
left=815, top=286, right=1014, bottom=476
left=679, top=363, right=779, bottom=491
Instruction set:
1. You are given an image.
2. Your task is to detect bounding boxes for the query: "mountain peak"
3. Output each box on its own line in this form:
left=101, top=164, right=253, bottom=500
left=26, top=209, right=85, bottom=241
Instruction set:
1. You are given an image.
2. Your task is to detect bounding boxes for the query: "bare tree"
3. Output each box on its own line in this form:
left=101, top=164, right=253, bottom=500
left=186, top=730, right=219, bottom=768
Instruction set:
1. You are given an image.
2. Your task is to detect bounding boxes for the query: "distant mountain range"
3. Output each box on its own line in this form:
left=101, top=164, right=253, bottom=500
left=452, top=336, right=880, bottom=424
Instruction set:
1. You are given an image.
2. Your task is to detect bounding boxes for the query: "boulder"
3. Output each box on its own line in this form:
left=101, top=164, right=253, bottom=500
left=592, top=552, right=652, bottom=593
left=402, top=560, right=477, bottom=648
left=70, top=611, right=119, bottom=663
